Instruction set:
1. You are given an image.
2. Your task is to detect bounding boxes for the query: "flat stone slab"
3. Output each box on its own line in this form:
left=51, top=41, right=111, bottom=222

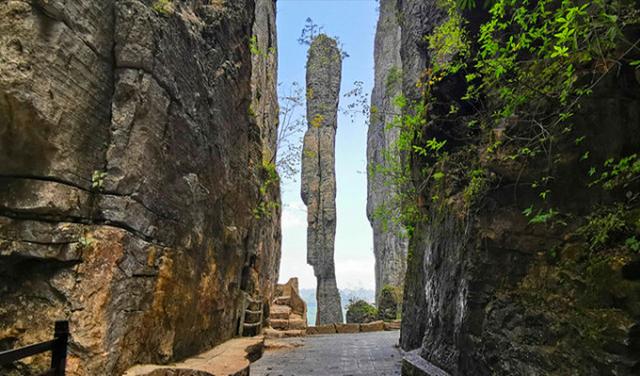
left=335, top=323, right=360, bottom=333
left=252, top=331, right=402, bottom=376
left=384, top=320, right=402, bottom=331
left=270, top=305, right=292, bottom=320
left=401, top=350, right=451, bottom=376
left=124, top=336, right=264, bottom=376
left=360, top=320, right=385, bottom=332
left=307, top=324, right=336, bottom=335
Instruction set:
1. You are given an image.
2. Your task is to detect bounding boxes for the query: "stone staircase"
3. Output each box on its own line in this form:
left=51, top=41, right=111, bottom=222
left=266, top=278, right=307, bottom=337
left=270, top=295, right=307, bottom=330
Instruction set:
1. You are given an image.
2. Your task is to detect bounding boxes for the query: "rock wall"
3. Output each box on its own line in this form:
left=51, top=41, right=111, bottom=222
left=0, top=0, right=280, bottom=375
left=300, top=35, right=344, bottom=325
left=392, top=1, right=640, bottom=375
left=366, top=0, right=408, bottom=305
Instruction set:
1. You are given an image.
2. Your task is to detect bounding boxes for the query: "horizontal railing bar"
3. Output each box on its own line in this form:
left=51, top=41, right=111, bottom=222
left=0, top=340, right=56, bottom=365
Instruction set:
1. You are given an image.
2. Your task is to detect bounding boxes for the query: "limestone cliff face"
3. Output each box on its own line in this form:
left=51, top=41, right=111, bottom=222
left=0, top=0, right=280, bottom=375
left=391, top=1, right=640, bottom=375
left=366, top=0, right=408, bottom=305
left=301, top=35, right=343, bottom=325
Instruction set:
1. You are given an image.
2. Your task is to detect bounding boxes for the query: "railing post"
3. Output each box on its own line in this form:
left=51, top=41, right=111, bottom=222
left=51, top=321, right=69, bottom=376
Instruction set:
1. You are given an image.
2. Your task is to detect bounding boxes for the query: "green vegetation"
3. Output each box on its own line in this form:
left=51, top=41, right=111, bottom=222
left=590, top=154, right=640, bottom=191
left=253, top=160, right=280, bottom=219
left=91, top=170, right=107, bottom=191
left=385, top=66, right=403, bottom=91
left=152, top=0, right=173, bottom=15
left=345, top=299, right=378, bottom=324
left=579, top=205, right=628, bottom=250
left=78, top=235, right=93, bottom=249
left=378, top=285, right=402, bottom=321
left=371, top=0, right=640, bottom=233
left=298, top=18, right=349, bottom=59
left=426, top=7, right=468, bottom=74
left=249, top=35, right=277, bottom=57
left=463, top=168, right=488, bottom=206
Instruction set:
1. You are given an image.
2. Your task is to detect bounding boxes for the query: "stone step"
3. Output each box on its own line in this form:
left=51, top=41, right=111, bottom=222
left=288, top=317, right=306, bottom=330
left=289, top=313, right=303, bottom=321
left=264, top=327, right=285, bottom=339
left=270, top=305, right=292, bottom=320
left=270, top=318, right=289, bottom=330
left=273, top=295, right=291, bottom=306
left=281, top=329, right=306, bottom=337
left=264, top=327, right=307, bottom=339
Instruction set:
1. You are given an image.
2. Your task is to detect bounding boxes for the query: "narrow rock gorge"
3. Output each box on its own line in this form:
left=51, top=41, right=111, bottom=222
left=366, top=0, right=640, bottom=375
left=0, top=0, right=280, bottom=374
left=366, top=0, right=408, bottom=305
left=301, top=35, right=343, bottom=325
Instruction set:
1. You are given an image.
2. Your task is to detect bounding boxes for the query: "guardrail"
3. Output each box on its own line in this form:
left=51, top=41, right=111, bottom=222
left=0, top=320, right=69, bottom=376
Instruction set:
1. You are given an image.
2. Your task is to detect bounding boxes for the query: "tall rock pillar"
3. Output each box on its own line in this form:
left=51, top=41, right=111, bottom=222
left=367, top=0, right=408, bottom=305
left=301, top=35, right=344, bottom=325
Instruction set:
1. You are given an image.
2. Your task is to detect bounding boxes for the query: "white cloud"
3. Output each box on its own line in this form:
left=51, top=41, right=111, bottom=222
left=281, top=202, right=307, bottom=231
left=335, top=256, right=375, bottom=290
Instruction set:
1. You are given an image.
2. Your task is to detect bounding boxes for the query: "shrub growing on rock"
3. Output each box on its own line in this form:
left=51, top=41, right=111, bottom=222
left=378, top=285, right=402, bottom=321
left=346, top=299, right=378, bottom=324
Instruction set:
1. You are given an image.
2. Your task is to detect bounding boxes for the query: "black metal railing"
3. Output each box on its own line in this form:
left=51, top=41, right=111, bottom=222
left=0, top=320, right=69, bottom=376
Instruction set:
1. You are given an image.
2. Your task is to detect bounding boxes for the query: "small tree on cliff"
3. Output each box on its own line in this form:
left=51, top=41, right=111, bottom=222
left=276, top=82, right=306, bottom=182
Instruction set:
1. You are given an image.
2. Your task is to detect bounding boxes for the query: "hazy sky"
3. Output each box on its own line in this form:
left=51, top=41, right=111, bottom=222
left=276, top=0, right=379, bottom=290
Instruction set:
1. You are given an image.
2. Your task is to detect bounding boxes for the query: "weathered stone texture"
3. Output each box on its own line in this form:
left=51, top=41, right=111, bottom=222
left=367, top=0, right=408, bottom=305
left=397, top=0, right=448, bottom=353
left=0, top=1, right=280, bottom=375
left=300, top=35, right=343, bottom=325
left=394, top=1, right=640, bottom=375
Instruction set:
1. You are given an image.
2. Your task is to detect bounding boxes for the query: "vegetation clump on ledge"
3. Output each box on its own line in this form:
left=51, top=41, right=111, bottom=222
left=346, top=299, right=378, bottom=324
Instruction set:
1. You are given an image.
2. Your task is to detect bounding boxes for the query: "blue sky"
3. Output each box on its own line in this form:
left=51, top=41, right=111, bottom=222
left=276, top=0, right=379, bottom=290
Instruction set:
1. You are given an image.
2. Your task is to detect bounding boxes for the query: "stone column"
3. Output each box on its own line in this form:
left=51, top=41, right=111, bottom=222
left=367, top=0, right=408, bottom=305
left=301, top=35, right=343, bottom=325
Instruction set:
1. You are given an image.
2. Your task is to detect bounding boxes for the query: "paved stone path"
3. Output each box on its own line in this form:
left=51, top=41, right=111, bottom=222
left=251, top=331, right=402, bottom=376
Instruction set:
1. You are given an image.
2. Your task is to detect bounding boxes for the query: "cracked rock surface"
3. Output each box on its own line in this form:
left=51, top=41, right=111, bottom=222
left=0, top=1, right=280, bottom=374
left=367, top=0, right=408, bottom=305
left=300, top=35, right=343, bottom=325
left=393, top=1, right=640, bottom=375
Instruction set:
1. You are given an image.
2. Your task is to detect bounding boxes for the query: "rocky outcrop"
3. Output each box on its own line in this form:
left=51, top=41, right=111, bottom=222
left=0, top=1, right=280, bottom=375
left=300, top=35, right=343, bottom=325
left=391, top=1, right=640, bottom=375
left=367, top=0, right=408, bottom=305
